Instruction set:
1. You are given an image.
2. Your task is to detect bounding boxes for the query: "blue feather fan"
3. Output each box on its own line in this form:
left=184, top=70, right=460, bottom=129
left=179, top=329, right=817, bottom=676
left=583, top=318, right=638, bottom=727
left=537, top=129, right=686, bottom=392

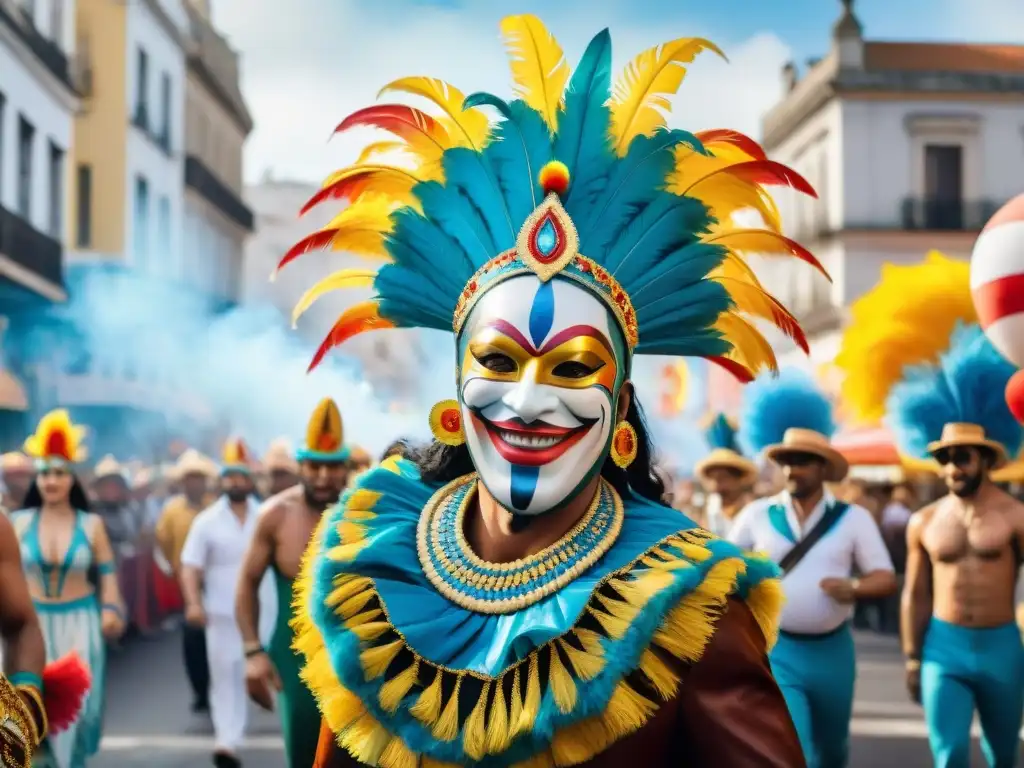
left=738, top=368, right=836, bottom=455
left=886, top=323, right=1023, bottom=460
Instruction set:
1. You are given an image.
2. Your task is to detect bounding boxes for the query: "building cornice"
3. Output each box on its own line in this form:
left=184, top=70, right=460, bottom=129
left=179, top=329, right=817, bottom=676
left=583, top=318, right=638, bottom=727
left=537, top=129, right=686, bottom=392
left=0, top=2, right=79, bottom=113
left=187, top=58, right=253, bottom=133
left=140, top=0, right=192, bottom=52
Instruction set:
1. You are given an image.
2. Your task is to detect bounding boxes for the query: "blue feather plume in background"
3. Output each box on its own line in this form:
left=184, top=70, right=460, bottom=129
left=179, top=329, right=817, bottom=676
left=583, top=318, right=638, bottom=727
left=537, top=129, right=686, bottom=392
left=886, top=323, right=1022, bottom=459
left=704, top=413, right=742, bottom=453
left=738, top=368, right=836, bottom=455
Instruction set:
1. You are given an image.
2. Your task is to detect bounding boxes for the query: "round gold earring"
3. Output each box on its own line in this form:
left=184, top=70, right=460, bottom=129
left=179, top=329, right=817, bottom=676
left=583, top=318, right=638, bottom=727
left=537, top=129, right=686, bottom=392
left=429, top=399, right=466, bottom=446
left=610, top=420, right=638, bottom=468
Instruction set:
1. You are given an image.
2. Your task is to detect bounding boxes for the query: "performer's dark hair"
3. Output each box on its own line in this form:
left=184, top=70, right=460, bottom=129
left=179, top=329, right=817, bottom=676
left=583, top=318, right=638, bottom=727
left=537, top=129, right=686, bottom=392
left=411, top=387, right=667, bottom=506
left=22, top=476, right=91, bottom=512
left=380, top=439, right=414, bottom=462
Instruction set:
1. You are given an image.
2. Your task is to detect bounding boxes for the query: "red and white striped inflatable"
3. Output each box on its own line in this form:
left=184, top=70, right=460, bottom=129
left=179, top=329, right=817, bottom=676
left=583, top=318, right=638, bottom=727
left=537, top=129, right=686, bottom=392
left=971, top=193, right=1024, bottom=421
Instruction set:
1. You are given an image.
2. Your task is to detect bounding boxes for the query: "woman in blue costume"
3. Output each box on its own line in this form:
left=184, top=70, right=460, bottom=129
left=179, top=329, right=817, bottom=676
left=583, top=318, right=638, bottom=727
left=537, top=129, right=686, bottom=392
left=282, top=14, right=827, bottom=767
left=10, top=410, right=126, bottom=767
left=889, top=325, right=1024, bottom=768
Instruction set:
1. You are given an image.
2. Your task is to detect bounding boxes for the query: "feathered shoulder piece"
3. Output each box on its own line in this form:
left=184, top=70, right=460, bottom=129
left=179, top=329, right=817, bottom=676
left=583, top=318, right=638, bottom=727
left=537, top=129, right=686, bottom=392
left=702, top=412, right=741, bottom=453
left=23, top=410, right=87, bottom=465
left=738, top=368, right=836, bottom=455
left=281, top=14, right=826, bottom=380
left=887, top=323, right=1022, bottom=460
left=834, top=251, right=975, bottom=424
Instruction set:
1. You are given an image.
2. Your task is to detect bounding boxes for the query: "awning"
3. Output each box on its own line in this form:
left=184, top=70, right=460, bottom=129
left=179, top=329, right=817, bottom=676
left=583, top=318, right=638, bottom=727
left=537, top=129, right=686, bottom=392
left=831, top=427, right=901, bottom=466
left=0, top=369, right=28, bottom=411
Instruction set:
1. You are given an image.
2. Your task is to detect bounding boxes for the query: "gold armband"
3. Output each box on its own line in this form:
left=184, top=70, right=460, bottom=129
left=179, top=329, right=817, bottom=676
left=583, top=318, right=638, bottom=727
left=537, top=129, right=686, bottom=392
left=905, top=659, right=921, bottom=671
left=0, top=677, right=33, bottom=768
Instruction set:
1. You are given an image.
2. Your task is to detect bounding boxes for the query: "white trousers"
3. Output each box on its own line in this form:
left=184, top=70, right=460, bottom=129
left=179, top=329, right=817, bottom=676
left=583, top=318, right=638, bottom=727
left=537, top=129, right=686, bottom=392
left=206, top=615, right=247, bottom=753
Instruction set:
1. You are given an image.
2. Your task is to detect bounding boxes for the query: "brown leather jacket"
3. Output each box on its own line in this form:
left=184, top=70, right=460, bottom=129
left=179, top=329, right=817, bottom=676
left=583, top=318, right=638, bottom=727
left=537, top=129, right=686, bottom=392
left=313, top=597, right=804, bottom=767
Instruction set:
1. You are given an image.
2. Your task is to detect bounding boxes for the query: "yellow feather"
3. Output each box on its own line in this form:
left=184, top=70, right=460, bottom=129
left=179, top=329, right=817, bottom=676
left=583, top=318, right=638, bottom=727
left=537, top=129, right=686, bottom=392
left=671, top=169, right=781, bottom=232
left=498, top=14, right=569, bottom=133
left=834, top=251, right=974, bottom=423
left=712, top=276, right=806, bottom=348
left=609, top=38, right=726, bottom=155
left=710, top=249, right=763, bottom=287
left=318, top=164, right=424, bottom=206
left=291, top=269, right=377, bottom=328
left=356, top=141, right=406, bottom=165
left=705, top=228, right=829, bottom=280
left=320, top=194, right=397, bottom=259
left=714, top=311, right=777, bottom=376
left=378, top=76, right=490, bottom=150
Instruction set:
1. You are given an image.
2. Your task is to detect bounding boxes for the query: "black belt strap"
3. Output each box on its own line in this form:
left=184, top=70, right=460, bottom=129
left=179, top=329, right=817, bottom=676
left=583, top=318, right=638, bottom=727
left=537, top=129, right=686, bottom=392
left=777, top=501, right=849, bottom=574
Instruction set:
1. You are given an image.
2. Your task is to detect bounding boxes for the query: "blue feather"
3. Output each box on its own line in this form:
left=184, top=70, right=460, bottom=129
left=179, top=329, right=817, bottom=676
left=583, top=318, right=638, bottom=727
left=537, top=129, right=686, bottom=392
left=636, top=280, right=730, bottom=333
left=556, top=29, right=614, bottom=216
left=629, top=243, right=727, bottom=307
left=705, top=414, right=741, bottom=452
left=886, top=323, right=1023, bottom=459
left=473, top=97, right=553, bottom=226
left=414, top=179, right=495, bottom=266
left=376, top=266, right=456, bottom=330
left=738, top=368, right=836, bottom=455
left=604, top=193, right=709, bottom=285
left=579, top=129, right=705, bottom=258
left=636, top=331, right=729, bottom=358
left=438, top=148, right=514, bottom=252
left=386, top=209, right=472, bottom=293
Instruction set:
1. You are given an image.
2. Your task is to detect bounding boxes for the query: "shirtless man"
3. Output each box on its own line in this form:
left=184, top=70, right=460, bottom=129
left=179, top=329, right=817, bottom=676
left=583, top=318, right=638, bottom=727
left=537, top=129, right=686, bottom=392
left=903, top=423, right=1024, bottom=768
left=235, top=398, right=349, bottom=768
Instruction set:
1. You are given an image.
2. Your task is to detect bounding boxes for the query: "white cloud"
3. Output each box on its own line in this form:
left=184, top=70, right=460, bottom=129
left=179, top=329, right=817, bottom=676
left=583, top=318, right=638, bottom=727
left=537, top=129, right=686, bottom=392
left=212, top=1, right=791, bottom=184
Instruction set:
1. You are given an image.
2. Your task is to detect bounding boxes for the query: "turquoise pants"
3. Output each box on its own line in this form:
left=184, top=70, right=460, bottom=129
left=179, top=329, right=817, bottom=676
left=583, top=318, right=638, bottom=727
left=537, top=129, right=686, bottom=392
left=770, top=624, right=856, bottom=768
left=922, top=617, right=1024, bottom=768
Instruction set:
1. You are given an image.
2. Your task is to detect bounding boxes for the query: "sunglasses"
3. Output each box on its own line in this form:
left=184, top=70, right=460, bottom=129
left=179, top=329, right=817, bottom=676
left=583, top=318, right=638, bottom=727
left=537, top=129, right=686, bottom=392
left=933, top=447, right=974, bottom=467
left=775, top=451, right=822, bottom=467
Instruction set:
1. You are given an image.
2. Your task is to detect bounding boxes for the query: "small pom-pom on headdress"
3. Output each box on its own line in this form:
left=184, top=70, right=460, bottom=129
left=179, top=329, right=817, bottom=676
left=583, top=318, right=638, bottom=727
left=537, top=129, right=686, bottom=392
left=539, top=160, right=570, bottom=198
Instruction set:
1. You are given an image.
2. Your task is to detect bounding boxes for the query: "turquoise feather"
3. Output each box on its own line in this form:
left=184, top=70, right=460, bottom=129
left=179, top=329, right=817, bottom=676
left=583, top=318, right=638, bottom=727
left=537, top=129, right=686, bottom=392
left=630, top=243, right=727, bottom=306
left=704, top=413, right=741, bottom=452
left=415, top=179, right=494, bottom=265
left=887, top=323, right=1022, bottom=460
left=604, top=193, right=709, bottom=285
left=556, top=29, right=614, bottom=216
left=438, top=149, right=510, bottom=253
left=738, top=368, right=836, bottom=455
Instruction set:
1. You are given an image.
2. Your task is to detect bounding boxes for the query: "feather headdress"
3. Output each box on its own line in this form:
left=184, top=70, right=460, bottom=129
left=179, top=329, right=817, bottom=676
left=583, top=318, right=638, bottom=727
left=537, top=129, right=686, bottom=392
left=23, top=410, right=87, bottom=464
left=887, top=324, right=1022, bottom=461
left=221, top=437, right=252, bottom=472
left=703, top=412, right=742, bottom=453
left=695, top=412, right=756, bottom=481
left=284, top=14, right=824, bottom=380
left=298, top=398, right=349, bottom=463
left=738, top=368, right=836, bottom=455
left=834, top=251, right=975, bottom=424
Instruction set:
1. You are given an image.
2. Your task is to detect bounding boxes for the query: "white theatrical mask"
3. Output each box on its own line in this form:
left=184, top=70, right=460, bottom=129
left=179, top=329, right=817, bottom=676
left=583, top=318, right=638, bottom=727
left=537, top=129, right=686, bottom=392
left=458, top=275, right=626, bottom=515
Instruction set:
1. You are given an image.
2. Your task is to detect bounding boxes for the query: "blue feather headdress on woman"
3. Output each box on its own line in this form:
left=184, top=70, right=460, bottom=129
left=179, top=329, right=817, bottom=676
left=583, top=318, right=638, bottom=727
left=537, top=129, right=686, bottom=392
left=738, top=368, right=836, bottom=456
left=887, top=323, right=1022, bottom=461
left=278, top=14, right=823, bottom=379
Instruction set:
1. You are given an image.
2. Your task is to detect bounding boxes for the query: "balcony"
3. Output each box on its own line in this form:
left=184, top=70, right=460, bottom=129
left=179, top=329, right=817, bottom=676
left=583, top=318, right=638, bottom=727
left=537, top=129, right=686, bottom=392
left=0, top=204, right=64, bottom=294
left=184, top=155, right=254, bottom=231
left=900, top=198, right=999, bottom=232
left=0, top=2, right=73, bottom=90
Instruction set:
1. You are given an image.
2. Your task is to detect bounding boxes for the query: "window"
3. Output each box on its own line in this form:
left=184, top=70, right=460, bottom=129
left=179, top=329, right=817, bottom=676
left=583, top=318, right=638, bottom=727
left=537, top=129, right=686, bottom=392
left=133, top=175, right=150, bottom=270
left=157, top=196, right=170, bottom=275
left=76, top=164, right=92, bottom=246
left=135, top=47, right=149, bottom=129
left=49, top=0, right=63, bottom=45
left=159, top=72, right=171, bottom=150
left=17, top=116, right=34, bottom=218
left=47, top=141, right=63, bottom=237
left=22, top=0, right=35, bottom=25
left=0, top=93, right=5, bottom=200
left=924, top=144, right=963, bottom=229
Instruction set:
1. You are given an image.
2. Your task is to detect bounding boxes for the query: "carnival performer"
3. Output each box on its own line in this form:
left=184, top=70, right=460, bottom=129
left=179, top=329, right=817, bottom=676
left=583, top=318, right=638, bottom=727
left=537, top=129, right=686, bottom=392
left=694, top=413, right=757, bottom=537
left=730, top=370, right=896, bottom=768
left=155, top=448, right=218, bottom=714
left=9, top=410, right=126, bottom=767
left=892, top=326, right=1024, bottom=768
left=180, top=439, right=271, bottom=768
left=279, top=13, right=829, bottom=766
left=236, top=398, right=350, bottom=768
left=262, top=439, right=300, bottom=497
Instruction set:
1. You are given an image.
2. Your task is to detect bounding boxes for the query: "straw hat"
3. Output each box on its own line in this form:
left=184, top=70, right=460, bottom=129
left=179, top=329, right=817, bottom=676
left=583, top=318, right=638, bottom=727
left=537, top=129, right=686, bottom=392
left=927, top=422, right=1008, bottom=468
left=694, top=448, right=757, bottom=484
left=0, top=452, right=32, bottom=474
left=93, top=454, right=128, bottom=481
left=171, top=448, right=218, bottom=480
left=264, top=439, right=298, bottom=473
left=763, top=427, right=849, bottom=482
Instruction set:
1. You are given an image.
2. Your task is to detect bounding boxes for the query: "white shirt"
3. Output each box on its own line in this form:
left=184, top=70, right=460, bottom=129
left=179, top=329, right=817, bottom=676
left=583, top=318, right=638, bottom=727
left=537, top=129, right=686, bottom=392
left=180, top=496, right=271, bottom=621
left=729, top=491, right=894, bottom=633
left=881, top=501, right=912, bottom=530
left=703, top=494, right=735, bottom=538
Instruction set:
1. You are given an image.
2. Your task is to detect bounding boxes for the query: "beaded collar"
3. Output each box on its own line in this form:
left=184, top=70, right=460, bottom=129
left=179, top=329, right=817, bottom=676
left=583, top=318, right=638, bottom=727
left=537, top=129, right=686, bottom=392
left=416, top=474, right=625, bottom=615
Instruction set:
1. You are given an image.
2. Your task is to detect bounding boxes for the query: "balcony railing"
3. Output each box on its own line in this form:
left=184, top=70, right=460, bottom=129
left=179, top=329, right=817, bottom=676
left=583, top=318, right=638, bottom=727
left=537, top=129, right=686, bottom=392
left=0, top=204, right=64, bottom=289
left=184, top=155, right=254, bottom=231
left=0, top=3, right=72, bottom=90
left=900, top=197, right=999, bottom=232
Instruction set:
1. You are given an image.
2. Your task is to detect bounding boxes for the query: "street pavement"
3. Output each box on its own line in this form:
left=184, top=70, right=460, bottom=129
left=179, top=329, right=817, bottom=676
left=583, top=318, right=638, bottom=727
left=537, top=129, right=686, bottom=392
left=92, top=627, right=1015, bottom=767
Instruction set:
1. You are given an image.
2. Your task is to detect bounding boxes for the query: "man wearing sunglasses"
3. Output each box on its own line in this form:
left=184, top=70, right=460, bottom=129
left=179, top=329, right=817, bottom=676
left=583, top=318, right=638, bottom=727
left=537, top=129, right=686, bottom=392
left=902, top=422, right=1024, bottom=767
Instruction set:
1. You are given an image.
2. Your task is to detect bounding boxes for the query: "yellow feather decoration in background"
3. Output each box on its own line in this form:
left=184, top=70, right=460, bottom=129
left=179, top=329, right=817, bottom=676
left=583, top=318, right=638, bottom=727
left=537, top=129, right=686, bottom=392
left=834, top=251, right=974, bottom=424
left=609, top=38, right=726, bottom=156
left=292, top=269, right=377, bottom=328
left=378, top=77, right=490, bottom=150
left=499, top=15, right=569, bottom=133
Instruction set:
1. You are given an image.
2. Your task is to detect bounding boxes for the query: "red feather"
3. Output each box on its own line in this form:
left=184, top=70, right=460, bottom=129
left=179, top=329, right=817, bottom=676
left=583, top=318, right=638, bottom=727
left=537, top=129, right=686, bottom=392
left=695, top=129, right=767, bottom=160
left=334, top=104, right=446, bottom=144
left=706, top=356, right=755, bottom=383
left=299, top=166, right=416, bottom=216
left=766, top=294, right=810, bottom=353
left=722, top=160, right=817, bottom=198
left=44, top=430, right=69, bottom=462
left=308, top=303, right=394, bottom=372
left=42, top=653, right=91, bottom=734
left=278, top=229, right=338, bottom=273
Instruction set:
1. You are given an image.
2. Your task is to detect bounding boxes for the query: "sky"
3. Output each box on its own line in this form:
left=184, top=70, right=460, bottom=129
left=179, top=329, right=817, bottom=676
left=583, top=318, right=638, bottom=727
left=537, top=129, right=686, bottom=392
left=209, top=0, right=1024, bottom=186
